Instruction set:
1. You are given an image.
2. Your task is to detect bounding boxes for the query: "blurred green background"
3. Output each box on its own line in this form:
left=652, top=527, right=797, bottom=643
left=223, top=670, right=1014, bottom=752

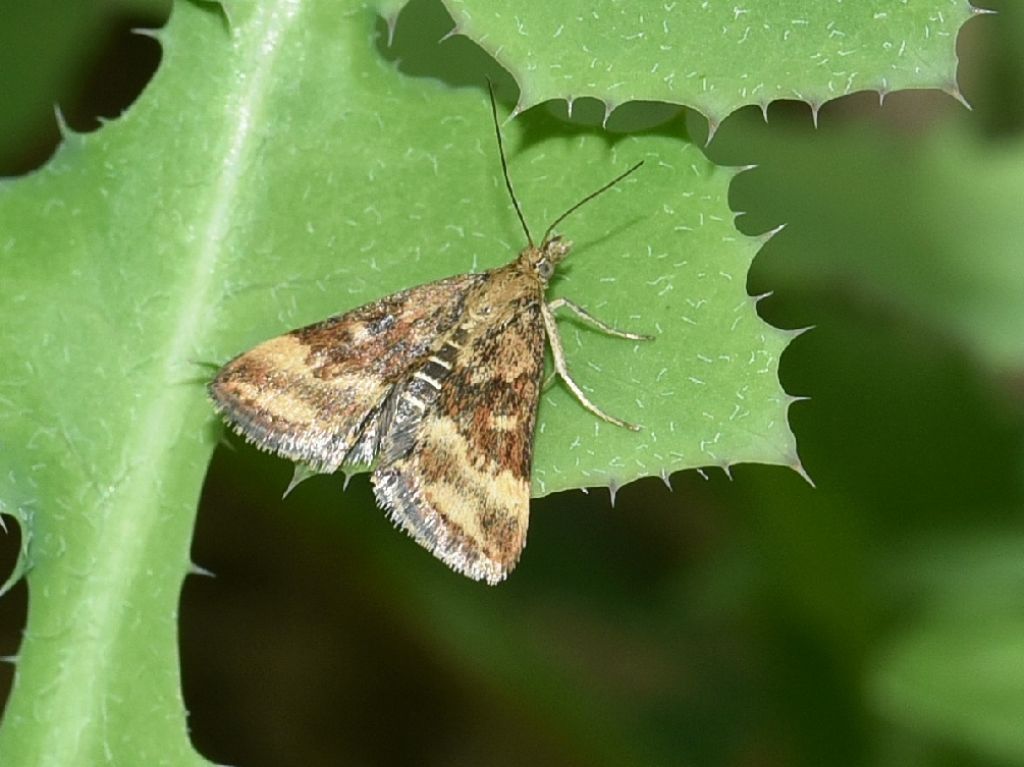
left=1, top=1, right=1022, bottom=766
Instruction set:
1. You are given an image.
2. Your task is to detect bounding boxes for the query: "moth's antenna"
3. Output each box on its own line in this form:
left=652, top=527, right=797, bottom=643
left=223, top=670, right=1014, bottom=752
left=541, top=160, right=644, bottom=244
left=486, top=78, right=534, bottom=247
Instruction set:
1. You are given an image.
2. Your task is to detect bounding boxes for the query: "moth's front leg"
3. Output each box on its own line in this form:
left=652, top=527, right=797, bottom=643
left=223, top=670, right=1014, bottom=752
left=546, top=297, right=653, bottom=341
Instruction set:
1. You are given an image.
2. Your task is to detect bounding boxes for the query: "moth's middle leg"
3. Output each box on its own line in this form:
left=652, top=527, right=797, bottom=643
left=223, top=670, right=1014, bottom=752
left=539, top=301, right=642, bottom=431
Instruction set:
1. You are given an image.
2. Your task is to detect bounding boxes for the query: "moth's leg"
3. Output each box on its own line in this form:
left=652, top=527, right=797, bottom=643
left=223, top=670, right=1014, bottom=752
left=546, top=297, right=652, bottom=341
left=540, top=302, right=641, bottom=431
left=541, top=371, right=557, bottom=391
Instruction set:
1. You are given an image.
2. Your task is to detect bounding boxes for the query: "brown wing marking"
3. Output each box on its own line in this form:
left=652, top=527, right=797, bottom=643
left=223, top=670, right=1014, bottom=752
left=372, top=296, right=546, bottom=584
left=208, top=273, right=485, bottom=472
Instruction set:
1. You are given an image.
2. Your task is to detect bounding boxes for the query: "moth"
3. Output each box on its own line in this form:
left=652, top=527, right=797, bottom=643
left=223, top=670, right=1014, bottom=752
left=209, top=86, right=648, bottom=584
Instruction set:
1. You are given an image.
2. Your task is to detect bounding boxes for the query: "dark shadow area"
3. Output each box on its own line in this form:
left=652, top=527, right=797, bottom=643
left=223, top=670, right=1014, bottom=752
left=0, top=0, right=170, bottom=176
left=378, top=0, right=691, bottom=139
left=376, top=0, right=519, bottom=108
left=185, top=440, right=701, bottom=767
left=0, top=520, right=28, bottom=713
left=960, top=0, right=1024, bottom=136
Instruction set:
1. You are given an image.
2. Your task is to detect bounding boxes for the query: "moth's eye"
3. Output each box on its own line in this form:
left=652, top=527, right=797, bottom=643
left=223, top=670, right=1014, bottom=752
left=537, top=260, right=554, bottom=280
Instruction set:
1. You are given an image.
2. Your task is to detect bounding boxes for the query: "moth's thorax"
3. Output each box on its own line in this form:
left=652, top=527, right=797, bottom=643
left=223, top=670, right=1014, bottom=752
left=517, top=236, right=572, bottom=284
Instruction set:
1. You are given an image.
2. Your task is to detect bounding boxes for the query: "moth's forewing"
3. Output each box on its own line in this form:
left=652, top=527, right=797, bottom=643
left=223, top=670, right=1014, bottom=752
left=209, top=273, right=485, bottom=472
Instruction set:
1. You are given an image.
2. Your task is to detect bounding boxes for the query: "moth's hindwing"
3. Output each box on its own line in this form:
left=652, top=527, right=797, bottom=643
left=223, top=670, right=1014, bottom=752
left=209, top=274, right=486, bottom=472
left=372, top=282, right=546, bottom=585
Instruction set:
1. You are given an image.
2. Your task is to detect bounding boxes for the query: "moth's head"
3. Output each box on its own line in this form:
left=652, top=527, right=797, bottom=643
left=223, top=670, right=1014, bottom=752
left=522, top=235, right=572, bottom=283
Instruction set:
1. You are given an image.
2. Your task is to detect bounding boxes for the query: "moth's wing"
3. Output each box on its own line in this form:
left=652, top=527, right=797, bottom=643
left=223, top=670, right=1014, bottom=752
left=209, top=273, right=486, bottom=472
left=371, top=288, right=546, bottom=584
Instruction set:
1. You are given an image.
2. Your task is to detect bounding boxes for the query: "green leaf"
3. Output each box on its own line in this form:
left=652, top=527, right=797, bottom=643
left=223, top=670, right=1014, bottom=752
left=0, top=0, right=800, bottom=762
left=522, top=140, right=799, bottom=496
left=424, top=0, right=975, bottom=123
left=0, top=0, right=165, bottom=171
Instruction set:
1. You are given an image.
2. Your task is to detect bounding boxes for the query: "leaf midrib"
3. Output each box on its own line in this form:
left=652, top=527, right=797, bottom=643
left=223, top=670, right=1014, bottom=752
left=37, top=3, right=301, bottom=761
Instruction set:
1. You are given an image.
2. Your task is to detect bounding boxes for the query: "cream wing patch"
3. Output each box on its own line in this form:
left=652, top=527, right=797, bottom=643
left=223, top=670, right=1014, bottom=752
left=373, top=415, right=529, bottom=584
